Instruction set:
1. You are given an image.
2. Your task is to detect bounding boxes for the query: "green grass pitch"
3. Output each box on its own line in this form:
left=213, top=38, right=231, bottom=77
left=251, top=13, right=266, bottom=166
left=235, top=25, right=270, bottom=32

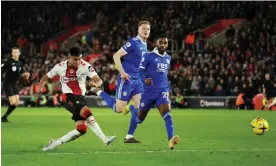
left=1, top=107, right=276, bottom=166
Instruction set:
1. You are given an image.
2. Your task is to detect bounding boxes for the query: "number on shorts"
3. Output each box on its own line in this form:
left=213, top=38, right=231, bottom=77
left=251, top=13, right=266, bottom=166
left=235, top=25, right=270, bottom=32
left=162, top=92, right=169, bottom=99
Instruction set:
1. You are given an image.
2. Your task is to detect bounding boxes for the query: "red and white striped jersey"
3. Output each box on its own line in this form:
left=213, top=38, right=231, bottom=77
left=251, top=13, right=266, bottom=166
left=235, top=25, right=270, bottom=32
left=47, top=60, right=97, bottom=96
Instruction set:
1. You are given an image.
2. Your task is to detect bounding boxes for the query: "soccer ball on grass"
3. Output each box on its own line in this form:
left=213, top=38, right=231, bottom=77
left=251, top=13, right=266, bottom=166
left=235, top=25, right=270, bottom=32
left=250, top=118, right=269, bottom=135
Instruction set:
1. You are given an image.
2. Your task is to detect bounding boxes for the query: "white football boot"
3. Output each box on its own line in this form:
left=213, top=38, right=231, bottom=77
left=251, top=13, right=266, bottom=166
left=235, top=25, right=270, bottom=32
left=42, top=139, right=57, bottom=151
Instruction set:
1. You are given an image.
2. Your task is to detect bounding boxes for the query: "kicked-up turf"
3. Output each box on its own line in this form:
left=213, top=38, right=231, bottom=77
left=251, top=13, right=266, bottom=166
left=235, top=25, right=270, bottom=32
left=1, top=107, right=276, bottom=166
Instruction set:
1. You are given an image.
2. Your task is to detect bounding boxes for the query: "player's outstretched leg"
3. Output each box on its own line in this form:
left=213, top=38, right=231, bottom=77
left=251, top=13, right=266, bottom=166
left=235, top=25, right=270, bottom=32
left=158, top=104, right=179, bottom=149
left=90, top=88, right=129, bottom=114
left=90, top=88, right=117, bottom=111
left=80, top=106, right=116, bottom=146
left=42, top=121, right=87, bottom=151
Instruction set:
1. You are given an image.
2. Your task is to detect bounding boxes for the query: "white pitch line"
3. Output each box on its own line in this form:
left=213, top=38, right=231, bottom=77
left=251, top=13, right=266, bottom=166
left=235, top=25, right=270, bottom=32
left=2, top=149, right=276, bottom=156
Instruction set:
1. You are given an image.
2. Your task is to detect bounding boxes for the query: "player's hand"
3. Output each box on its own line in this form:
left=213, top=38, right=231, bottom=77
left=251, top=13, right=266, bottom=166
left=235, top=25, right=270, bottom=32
left=145, top=78, right=153, bottom=86
left=121, top=72, right=131, bottom=81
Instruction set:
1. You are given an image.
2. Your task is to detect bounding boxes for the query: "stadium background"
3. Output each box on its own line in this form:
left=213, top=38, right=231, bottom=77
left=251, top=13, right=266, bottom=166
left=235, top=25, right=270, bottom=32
left=2, top=1, right=276, bottom=110
left=2, top=2, right=276, bottom=166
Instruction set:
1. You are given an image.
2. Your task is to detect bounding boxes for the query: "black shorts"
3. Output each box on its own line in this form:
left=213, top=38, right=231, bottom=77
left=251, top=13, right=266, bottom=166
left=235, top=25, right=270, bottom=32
left=3, top=81, right=19, bottom=97
left=62, top=93, right=87, bottom=122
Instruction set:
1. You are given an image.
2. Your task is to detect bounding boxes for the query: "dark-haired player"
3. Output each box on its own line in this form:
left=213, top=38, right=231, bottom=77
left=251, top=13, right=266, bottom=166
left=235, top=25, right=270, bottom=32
left=124, top=35, right=179, bottom=149
left=39, top=47, right=116, bottom=151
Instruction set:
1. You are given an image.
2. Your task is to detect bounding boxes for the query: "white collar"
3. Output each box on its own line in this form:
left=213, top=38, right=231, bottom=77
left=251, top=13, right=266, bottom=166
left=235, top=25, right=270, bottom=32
left=136, top=35, right=147, bottom=46
left=153, top=47, right=166, bottom=57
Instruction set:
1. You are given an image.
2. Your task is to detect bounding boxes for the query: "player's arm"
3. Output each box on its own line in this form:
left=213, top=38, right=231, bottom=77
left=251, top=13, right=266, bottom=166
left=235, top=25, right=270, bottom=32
left=86, top=65, right=103, bottom=88
left=113, top=40, right=134, bottom=80
left=39, top=75, right=51, bottom=93
left=39, top=65, right=58, bottom=92
left=1, top=61, right=8, bottom=74
left=113, top=48, right=127, bottom=74
left=88, top=75, right=103, bottom=88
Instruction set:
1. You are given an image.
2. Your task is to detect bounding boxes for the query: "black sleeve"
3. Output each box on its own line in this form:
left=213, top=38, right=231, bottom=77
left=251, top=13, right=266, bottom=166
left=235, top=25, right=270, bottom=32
left=1, top=61, right=8, bottom=74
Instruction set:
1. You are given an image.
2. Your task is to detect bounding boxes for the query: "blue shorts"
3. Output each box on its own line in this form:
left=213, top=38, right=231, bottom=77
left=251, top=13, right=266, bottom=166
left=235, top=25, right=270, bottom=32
left=115, top=77, right=143, bottom=102
left=139, top=91, right=171, bottom=112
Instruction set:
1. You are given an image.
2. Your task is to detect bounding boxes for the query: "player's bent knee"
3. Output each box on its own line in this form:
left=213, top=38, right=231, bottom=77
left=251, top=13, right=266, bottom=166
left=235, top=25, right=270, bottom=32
left=115, top=102, right=127, bottom=113
left=115, top=107, right=124, bottom=113
left=80, top=108, right=92, bottom=120
left=9, top=100, right=16, bottom=106
left=76, top=124, right=88, bottom=135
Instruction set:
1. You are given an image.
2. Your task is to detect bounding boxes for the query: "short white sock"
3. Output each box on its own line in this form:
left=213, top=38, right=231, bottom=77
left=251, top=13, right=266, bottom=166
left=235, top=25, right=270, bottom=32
left=96, top=90, right=103, bottom=96
left=86, top=116, right=108, bottom=143
left=55, top=129, right=81, bottom=147
left=125, top=134, right=134, bottom=139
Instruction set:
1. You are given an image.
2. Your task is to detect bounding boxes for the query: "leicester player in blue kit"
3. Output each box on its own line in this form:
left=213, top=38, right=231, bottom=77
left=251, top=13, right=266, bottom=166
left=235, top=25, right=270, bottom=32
left=91, top=21, right=150, bottom=114
left=124, top=35, right=179, bottom=149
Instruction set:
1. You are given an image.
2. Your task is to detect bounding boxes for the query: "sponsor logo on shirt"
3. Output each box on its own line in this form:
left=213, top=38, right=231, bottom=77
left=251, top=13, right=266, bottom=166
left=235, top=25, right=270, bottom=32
left=60, top=76, right=80, bottom=83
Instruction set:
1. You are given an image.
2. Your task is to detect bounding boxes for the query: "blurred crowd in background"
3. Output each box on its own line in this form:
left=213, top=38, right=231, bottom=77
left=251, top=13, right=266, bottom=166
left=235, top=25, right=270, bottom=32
left=1, top=1, right=276, bottom=107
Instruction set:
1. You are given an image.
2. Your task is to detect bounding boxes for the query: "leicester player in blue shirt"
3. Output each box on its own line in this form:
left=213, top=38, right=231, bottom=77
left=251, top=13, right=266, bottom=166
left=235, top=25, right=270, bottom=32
left=124, top=35, right=179, bottom=149
left=91, top=21, right=150, bottom=114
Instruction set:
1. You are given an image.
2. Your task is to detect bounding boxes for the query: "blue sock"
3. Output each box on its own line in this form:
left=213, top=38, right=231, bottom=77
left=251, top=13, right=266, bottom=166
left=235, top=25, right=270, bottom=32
left=130, top=105, right=138, bottom=119
left=127, top=117, right=138, bottom=135
left=163, top=112, right=174, bottom=140
left=127, top=105, right=142, bottom=135
left=99, top=92, right=117, bottom=113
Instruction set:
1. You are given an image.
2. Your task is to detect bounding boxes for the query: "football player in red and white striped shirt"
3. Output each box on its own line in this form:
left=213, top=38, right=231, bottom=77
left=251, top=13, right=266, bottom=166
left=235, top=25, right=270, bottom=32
left=38, top=47, right=116, bottom=151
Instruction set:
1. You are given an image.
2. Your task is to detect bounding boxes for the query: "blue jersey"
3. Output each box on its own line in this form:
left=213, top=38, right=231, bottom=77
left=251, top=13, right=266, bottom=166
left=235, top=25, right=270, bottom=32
left=139, top=50, right=171, bottom=92
left=122, top=36, right=147, bottom=79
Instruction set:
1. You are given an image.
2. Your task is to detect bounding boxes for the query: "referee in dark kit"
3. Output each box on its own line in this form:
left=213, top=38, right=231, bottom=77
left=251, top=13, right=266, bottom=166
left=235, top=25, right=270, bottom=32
left=1, top=47, right=30, bottom=122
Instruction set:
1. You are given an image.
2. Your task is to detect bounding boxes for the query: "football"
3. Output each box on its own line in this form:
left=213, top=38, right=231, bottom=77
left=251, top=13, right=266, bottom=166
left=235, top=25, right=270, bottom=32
left=250, top=118, right=269, bottom=135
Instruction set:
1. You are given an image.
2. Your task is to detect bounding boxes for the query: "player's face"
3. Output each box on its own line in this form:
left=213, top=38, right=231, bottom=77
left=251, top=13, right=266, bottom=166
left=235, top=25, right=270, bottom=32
left=69, top=56, right=81, bottom=68
left=156, top=38, right=168, bottom=53
left=138, top=24, right=150, bottom=39
left=12, top=49, right=20, bottom=61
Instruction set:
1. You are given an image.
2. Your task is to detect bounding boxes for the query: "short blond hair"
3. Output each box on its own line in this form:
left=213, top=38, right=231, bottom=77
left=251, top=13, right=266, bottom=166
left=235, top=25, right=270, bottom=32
left=138, top=21, right=151, bottom=28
